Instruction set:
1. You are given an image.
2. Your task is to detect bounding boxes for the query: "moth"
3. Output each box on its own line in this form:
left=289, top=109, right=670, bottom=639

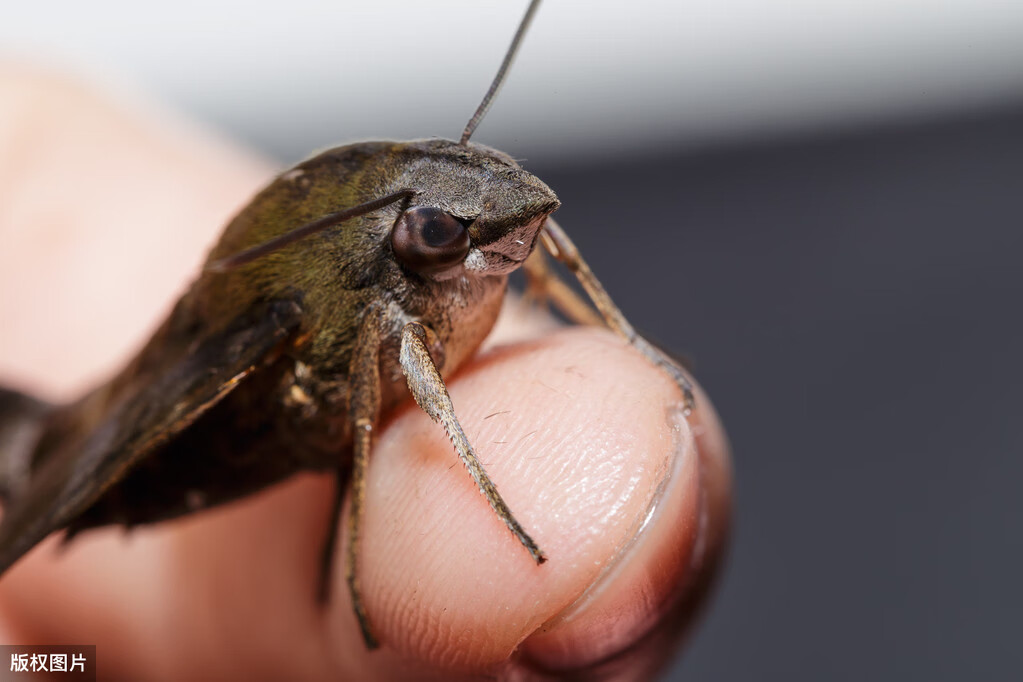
left=0, top=0, right=693, bottom=648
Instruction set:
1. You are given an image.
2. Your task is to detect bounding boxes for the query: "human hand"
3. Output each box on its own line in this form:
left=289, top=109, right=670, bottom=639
left=0, top=65, right=731, bottom=681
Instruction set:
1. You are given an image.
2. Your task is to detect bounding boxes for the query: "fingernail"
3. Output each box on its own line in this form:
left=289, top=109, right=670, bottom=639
left=519, top=402, right=703, bottom=672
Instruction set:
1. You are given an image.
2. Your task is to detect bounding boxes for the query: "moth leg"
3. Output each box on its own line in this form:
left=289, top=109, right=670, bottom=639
left=539, top=217, right=695, bottom=412
left=400, top=321, right=546, bottom=565
left=520, top=246, right=603, bottom=326
left=341, top=306, right=384, bottom=649
left=316, top=465, right=346, bottom=604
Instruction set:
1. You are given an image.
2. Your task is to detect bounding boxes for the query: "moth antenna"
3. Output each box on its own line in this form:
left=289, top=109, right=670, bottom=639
left=206, top=189, right=415, bottom=272
left=459, top=0, right=542, bottom=145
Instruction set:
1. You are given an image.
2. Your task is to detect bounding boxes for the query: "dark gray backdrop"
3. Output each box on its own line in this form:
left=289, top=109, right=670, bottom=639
left=509, top=107, right=1022, bottom=680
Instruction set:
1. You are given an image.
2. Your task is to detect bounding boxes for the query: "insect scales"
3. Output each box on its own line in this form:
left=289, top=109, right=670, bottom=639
left=0, top=0, right=694, bottom=649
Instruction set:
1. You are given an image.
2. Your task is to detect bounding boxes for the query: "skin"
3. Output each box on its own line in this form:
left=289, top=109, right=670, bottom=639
left=0, top=65, right=732, bottom=680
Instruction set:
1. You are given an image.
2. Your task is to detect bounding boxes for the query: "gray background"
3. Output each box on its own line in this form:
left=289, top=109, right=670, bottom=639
left=5, top=1, right=1022, bottom=678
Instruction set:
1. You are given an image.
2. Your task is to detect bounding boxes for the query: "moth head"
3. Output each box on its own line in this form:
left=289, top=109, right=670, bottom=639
left=387, top=139, right=560, bottom=281
left=204, top=139, right=558, bottom=285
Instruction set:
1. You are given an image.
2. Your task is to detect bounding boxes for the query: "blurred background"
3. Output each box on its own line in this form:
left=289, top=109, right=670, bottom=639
left=4, top=0, right=1022, bottom=679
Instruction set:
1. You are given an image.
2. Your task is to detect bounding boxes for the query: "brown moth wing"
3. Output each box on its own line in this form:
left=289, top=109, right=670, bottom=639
left=0, top=297, right=304, bottom=574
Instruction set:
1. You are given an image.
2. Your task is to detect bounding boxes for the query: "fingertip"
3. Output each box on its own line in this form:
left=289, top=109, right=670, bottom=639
left=346, top=326, right=719, bottom=674
left=520, top=377, right=732, bottom=676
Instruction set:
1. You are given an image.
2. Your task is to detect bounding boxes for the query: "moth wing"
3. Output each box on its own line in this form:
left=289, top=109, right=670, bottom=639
left=0, top=298, right=303, bottom=574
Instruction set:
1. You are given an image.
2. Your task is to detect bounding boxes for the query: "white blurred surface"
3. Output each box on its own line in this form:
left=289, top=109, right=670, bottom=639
left=5, top=0, right=1023, bottom=161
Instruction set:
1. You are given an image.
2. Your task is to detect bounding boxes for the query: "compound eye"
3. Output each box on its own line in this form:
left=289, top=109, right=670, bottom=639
left=391, top=206, right=471, bottom=276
